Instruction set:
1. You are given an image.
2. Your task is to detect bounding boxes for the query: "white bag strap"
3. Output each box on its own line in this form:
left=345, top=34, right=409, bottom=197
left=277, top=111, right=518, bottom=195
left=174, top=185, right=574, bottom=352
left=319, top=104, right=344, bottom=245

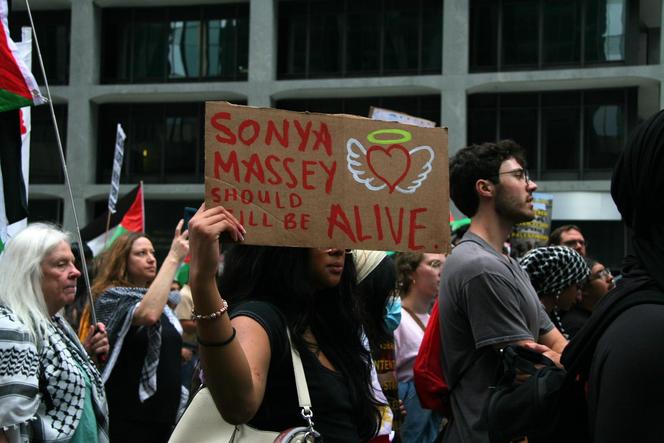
left=287, top=328, right=311, bottom=408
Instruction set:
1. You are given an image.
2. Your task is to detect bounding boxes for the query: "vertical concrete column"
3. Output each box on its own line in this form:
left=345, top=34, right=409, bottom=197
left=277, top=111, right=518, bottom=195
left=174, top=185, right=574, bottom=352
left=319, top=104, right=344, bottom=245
left=442, top=0, right=469, bottom=76
left=247, top=0, right=276, bottom=107
left=441, top=0, right=469, bottom=155
left=441, top=88, right=467, bottom=156
left=62, top=0, right=97, bottom=230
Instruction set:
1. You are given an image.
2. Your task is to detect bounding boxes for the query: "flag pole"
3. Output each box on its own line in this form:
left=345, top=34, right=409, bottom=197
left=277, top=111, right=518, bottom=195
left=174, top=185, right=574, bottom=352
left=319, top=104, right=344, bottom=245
left=24, top=0, right=97, bottom=325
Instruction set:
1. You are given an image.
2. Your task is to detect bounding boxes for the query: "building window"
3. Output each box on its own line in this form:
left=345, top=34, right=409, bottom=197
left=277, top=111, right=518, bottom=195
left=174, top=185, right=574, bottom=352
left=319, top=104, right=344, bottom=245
left=467, top=88, right=637, bottom=180
left=97, top=103, right=204, bottom=184
left=30, top=104, right=67, bottom=184
left=9, top=10, right=70, bottom=85
left=277, top=0, right=442, bottom=79
left=101, top=4, right=249, bottom=83
left=470, top=0, right=636, bottom=72
left=28, top=198, right=64, bottom=224
left=275, top=95, right=441, bottom=126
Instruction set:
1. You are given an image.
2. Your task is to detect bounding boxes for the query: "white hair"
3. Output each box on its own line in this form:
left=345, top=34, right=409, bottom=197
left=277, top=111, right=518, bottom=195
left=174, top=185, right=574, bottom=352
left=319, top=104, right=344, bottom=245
left=0, top=223, right=71, bottom=343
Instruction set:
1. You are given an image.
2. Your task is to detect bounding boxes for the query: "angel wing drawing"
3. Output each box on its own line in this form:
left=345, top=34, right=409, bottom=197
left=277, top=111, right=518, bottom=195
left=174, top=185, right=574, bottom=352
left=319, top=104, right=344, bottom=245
left=346, top=138, right=435, bottom=194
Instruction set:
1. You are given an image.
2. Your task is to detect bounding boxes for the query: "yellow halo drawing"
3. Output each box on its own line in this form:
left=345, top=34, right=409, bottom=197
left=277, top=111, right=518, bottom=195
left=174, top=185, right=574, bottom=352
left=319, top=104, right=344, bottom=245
left=367, top=128, right=412, bottom=145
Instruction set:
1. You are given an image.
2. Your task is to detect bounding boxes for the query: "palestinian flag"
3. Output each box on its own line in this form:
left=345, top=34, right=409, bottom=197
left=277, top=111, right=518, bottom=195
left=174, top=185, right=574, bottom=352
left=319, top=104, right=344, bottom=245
left=81, top=183, right=144, bottom=255
left=0, top=0, right=46, bottom=112
left=175, top=255, right=190, bottom=286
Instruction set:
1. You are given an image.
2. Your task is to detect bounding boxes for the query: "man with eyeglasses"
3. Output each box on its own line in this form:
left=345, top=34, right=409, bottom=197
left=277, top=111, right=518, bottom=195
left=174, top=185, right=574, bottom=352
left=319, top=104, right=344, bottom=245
left=548, top=225, right=587, bottom=257
left=439, top=140, right=567, bottom=443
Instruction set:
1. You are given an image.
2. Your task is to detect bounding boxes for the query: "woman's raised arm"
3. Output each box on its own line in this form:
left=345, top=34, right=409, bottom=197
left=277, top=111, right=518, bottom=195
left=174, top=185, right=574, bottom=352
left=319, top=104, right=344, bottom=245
left=188, top=204, right=268, bottom=424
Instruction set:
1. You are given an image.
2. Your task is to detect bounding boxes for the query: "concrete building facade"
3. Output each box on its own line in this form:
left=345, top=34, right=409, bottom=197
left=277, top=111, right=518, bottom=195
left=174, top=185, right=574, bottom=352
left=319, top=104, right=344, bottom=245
left=11, top=0, right=664, bottom=267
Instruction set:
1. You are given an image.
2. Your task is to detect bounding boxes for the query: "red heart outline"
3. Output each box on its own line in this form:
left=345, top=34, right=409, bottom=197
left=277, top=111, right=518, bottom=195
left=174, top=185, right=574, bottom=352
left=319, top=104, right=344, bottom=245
left=366, top=144, right=411, bottom=193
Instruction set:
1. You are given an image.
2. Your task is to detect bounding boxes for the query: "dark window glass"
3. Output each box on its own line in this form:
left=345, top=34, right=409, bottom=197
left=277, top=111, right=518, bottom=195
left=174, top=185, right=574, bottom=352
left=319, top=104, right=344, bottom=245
left=308, top=3, right=343, bottom=77
left=346, top=3, right=381, bottom=75
left=542, top=0, right=581, bottom=64
left=467, top=87, right=636, bottom=179
left=277, top=0, right=442, bottom=79
left=102, top=4, right=249, bottom=83
left=28, top=199, right=63, bottom=224
left=168, top=9, right=201, bottom=80
left=585, top=0, right=625, bottom=62
left=500, top=107, right=538, bottom=170
left=383, top=2, right=420, bottom=73
left=275, top=95, right=441, bottom=126
left=9, top=10, right=70, bottom=85
left=97, top=103, right=204, bottom=184
left=470, top=0, right=630, bottom=72
left=469, top=1, right=498, bottom=70
left=502, top=0, right=539, bottom=67
left=133, top=10, right=168, bottom=82
left=29, top=104, right=67, bottom=183
left=542, top=107, right=580, bottom=171
left=421, top=1, right=443, bottom=71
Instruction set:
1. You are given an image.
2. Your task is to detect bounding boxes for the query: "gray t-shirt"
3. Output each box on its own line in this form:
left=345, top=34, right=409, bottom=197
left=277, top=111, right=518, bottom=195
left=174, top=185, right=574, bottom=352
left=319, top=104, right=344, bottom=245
left=439, top=232, right=553, bottom=443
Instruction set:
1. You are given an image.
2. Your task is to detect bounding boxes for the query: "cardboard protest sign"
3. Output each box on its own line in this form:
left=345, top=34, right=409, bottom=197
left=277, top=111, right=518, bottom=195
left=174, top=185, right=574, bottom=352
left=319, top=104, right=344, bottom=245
left=205, top=102, right=449, bottom=253
left=510, top=192, right=554, bottom=258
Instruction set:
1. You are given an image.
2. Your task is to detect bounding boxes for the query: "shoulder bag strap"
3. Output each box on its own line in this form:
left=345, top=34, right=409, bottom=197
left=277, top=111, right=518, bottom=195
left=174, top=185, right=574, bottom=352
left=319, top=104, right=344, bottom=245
left=286, top=329, right=318, bottom=434
left=287, top=328, right=311, bottom=409
left=402, top=306, right=427, bottom=332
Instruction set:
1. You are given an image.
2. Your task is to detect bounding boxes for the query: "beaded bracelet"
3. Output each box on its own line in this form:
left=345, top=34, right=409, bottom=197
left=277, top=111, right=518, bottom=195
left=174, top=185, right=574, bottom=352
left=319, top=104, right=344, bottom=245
left=191, top=298, right=229, bottom=321
left=197, top=328, right=236, bottom=347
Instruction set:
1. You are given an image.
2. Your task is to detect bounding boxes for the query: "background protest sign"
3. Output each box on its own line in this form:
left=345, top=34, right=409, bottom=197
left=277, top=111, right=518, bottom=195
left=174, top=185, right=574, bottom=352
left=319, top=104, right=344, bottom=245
left=205, top=102, right=449, bottom=253
left=369, top=106, right=436, bottom=128
left=510, top=192, right=554, bottom=258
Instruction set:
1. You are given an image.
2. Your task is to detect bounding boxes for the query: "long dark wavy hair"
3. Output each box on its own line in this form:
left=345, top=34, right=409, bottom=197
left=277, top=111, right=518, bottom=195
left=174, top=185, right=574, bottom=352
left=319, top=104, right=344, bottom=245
left=219, top=244, right=381, bottom=440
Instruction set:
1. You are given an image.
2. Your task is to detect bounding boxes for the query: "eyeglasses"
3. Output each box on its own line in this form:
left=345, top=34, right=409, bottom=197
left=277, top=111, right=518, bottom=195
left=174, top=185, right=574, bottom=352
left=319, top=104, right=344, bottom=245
left=427, top=259, right=443, bottom=268
left=562, top=239, right=586, bottom=248
left=317, top=247, right=353, bottom=255
left=494, top=168, right=530, bottom=184
left=589, top=268, right=612, bottom=281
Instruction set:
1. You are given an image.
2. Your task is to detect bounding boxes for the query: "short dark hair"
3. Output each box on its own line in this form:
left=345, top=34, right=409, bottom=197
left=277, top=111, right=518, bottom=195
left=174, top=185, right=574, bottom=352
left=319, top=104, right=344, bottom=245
left=547, top=224, right=582, bottom=246
left=449, top=140, right=526, bottom=217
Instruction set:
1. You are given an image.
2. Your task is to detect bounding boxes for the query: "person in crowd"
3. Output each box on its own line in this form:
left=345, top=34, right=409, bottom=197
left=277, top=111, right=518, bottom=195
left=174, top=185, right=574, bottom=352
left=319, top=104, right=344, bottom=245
left=519, top=246, right=590, bottom=338
left=0, top=224, right=109, bottom=443
left=439, top=140, right=566, bottom=443
left=548, top=224, right=587, bottom=256
left=88, top=223, right=189, bottom=442
left=174, top=282, right=198, bottom=390
left=187, top=204, right=382, bottom=442
left=394, top=252, right=444, bottom=442
left=561, top=257, right=615, bottom=338
left=355, top=250, right=401, bottom=441
left=562, top=109, right=664, bottom=443
left=64, top=241, right=94, bottom=329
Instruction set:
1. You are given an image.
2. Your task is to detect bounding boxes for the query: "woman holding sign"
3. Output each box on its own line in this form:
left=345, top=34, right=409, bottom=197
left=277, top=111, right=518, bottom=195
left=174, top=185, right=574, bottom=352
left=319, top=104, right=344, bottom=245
left=186, top=204, right=382, bottom=442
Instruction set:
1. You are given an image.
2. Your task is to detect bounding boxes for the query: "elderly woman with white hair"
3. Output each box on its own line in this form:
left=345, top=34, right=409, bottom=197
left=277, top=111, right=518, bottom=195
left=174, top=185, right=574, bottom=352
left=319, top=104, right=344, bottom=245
left=0, top=224, right=109, bottom=443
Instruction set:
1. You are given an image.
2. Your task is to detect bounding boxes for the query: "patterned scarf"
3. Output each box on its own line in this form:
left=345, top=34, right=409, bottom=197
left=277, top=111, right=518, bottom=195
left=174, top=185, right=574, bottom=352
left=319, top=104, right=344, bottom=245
left=519, top=246, right=590, bottom=296
left=96, top=287, right=166, bottom=401
left=0, top=306, right=109, bottom=442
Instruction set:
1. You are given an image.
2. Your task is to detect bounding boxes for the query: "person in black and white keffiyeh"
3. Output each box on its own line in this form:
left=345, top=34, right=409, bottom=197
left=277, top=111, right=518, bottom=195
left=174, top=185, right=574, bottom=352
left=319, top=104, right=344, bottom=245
left=0, top=223, right=109, bottom=443
left=83, top=223, right=189, bottom=443
left=520, top=245, right=590, bottom=337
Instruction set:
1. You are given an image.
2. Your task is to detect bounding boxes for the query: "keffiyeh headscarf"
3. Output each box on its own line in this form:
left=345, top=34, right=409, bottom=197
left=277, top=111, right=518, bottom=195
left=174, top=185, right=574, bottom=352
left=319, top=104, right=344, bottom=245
left=519, top=246, right=590, bottom=296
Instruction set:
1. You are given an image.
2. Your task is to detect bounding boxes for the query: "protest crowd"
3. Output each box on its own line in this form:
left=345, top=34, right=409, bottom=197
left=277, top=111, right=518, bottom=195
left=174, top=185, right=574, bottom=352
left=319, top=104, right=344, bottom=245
left=1, top=105, right=664, bottom=443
